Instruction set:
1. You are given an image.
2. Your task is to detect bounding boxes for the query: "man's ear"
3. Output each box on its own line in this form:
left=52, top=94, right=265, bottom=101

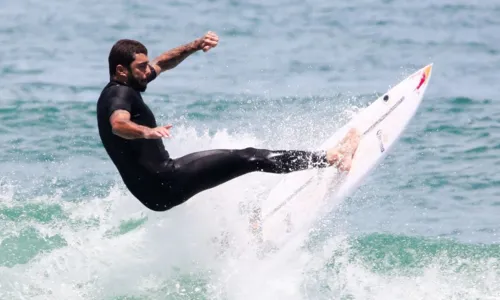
left=116, top=64, right=128, bottom=77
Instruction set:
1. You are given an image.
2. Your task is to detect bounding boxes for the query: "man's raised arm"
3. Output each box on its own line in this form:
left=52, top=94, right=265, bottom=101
left=150, top=31, right=219, bottom=75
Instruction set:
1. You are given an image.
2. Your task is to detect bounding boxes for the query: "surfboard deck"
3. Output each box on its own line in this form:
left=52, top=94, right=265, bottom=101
left=258, top=64, right=434, bottom=249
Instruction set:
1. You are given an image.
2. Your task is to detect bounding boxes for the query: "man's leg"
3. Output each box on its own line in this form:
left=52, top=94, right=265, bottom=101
left=167, top=128, right=360, bottom=205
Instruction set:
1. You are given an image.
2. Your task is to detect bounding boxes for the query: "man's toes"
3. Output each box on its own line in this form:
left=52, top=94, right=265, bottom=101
left=339, top=157, right=352, bottom=172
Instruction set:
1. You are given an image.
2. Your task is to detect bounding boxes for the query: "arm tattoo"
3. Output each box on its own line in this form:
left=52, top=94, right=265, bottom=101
left=152, top=39, right=202, bottom=72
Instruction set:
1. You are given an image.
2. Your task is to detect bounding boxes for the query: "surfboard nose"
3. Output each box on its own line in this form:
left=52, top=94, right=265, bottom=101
left=416, top=63, right=433, bottom=91
left=424, top=63, right=433, bottom=79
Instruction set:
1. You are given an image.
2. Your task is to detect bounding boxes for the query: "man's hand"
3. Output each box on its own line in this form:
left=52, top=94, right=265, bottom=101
left=110, top=110, right=174, bottom=140
left=198, top=31, right=219, bottom=52
left=144, top=125, right=173, bottom=139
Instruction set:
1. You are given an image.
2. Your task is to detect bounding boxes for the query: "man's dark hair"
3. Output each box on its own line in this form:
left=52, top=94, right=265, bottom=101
left=108, top=39, right=148, bottom=77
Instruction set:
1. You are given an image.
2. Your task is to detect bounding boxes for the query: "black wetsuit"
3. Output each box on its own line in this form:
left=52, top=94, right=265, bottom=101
left=97, top=68, right=331, bottom=211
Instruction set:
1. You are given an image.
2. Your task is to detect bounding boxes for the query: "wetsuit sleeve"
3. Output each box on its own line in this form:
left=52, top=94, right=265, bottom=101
left=107, top=86, right=134, bottom=118
left=147, top=64, right=157, bottom=83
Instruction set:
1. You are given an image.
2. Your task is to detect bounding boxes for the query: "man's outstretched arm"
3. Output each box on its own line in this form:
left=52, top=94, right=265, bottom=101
left=150, top=31, right=219, bottom=75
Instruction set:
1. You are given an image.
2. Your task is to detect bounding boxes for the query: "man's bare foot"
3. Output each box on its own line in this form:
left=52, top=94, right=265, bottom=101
left=326, top=128, right=361, bottom=172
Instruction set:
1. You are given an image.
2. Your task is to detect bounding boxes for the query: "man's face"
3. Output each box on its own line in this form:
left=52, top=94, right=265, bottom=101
left=126, top=53, right=151, bottom=92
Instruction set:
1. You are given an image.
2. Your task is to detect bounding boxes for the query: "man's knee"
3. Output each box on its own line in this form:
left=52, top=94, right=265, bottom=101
left=138, top=198, right=173, bottom=212
left=137, top=191, right=182, bottom=212
left=237, top=147, right=264, bottom=161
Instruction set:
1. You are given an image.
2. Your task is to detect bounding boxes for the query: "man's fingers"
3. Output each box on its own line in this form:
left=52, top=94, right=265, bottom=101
left=204, top=36, right=218, bottom=44
left=205, top=40, right=218, bottom=47
left=201, top=43, right=211, bottom=52
left=206, top=35, right=218, bottom=42
left=201, top=31, right=219, bottom=51
left=151, top=129, right=164, bottom=138
left=146, top=126, right=172, bottom=139
left=162, top=127, right=172, bottom=138
left=206, top=31, right=218, bottom=39
left=201, top=42, right=217, bottom=51
left=163, top=125, right=172, bottom=137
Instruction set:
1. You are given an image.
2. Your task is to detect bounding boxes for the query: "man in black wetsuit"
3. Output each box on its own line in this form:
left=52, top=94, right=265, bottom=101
left=96, top=31, right=360, bottom=212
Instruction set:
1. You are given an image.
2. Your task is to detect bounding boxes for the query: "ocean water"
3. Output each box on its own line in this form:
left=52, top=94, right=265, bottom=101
left=1, top=0, right=500, bottom=299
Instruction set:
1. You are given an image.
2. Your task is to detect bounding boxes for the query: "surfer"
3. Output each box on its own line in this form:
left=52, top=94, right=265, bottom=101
left=96, top=31, right=361, bottom=212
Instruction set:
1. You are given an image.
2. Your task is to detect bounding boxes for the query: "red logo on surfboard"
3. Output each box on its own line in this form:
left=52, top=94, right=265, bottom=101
left=415, top=64, right=432, bottom=92
left=416, top=72, right=426, bottom=90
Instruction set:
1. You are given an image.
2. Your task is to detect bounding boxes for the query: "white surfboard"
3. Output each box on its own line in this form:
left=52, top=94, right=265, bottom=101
left=258, top=64, right=434, bottom=248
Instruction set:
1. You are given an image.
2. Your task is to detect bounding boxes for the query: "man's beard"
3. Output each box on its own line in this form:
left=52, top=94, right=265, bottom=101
left=127, top=73, right=147, bottom=92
